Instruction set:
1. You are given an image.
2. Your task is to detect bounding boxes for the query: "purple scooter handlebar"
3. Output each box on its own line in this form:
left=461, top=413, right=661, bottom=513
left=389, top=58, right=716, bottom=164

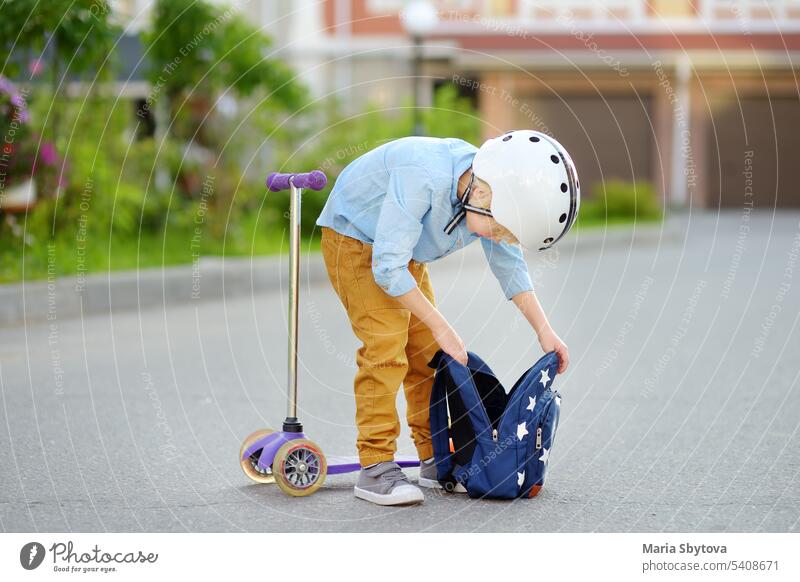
left=267, top=170, right=328, bottom=192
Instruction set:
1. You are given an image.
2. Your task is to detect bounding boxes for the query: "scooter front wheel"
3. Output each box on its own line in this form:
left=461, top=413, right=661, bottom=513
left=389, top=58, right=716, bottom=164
left=272, top=439, right=327, bottom=497
left=240, top=429, right=276, bottom=484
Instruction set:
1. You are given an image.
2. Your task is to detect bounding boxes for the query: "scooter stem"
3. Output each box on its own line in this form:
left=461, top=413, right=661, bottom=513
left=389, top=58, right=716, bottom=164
left=283, top=179, right=303, bottom=433
left=267, top=170, right=327, bottom=433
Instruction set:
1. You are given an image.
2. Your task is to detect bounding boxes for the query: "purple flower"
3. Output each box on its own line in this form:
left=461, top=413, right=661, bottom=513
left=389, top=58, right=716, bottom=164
left=28, top=59, right=44, bottom=77
left=0, top=76, right=15, bottom=96
left=40, top=142, right=58, bottom=165
left=0, top=76, right=29, bottom=124
left=10, top=94, right=30, bottom=123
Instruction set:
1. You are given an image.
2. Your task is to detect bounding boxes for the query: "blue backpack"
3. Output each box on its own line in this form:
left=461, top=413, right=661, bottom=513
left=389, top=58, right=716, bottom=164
left=428, top=350, right=562, bottom=499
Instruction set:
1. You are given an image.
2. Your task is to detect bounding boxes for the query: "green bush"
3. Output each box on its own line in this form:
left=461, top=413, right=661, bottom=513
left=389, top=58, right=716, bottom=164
left=1, top=74, right=481, bottom=281
left=577, top=180, right=662, bottom=226
left=270, top=83, right=482, bottom=237
left=144, top=0, right=306, bottom=137
left=422, top=84, right=481, bottom=141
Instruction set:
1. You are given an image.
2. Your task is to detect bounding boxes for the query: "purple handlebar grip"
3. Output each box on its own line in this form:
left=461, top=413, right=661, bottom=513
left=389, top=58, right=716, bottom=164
left=267, top=170, right=327, bottom=192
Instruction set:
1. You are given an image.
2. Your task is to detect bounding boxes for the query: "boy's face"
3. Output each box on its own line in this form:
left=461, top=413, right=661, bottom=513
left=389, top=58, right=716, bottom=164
left=466, top=181, right=521, bottom=245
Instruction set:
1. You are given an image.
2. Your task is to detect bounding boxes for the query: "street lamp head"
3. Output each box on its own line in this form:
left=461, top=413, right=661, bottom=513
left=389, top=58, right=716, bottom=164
left=400, top=0, right=439, bottom=37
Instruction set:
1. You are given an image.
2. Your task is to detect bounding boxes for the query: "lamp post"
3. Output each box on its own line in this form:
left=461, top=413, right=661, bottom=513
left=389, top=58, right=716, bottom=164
left=400, top=0, right=439, bottom=136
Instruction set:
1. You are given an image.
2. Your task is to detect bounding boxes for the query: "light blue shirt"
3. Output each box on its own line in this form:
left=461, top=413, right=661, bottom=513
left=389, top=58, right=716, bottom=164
left=315, top=136, right=533, bottom=300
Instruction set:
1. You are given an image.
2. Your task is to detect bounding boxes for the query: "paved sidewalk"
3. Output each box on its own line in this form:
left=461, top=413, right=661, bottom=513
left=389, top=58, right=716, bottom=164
left=1, top=211, right=798, bottom=532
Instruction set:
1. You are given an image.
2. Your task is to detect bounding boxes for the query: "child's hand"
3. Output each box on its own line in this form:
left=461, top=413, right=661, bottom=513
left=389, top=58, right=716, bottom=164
left=538, top=327, right=569, bottom=373
left=432, top=321, right=468, bottom=366
left=396, top=288, right=468, bottom=365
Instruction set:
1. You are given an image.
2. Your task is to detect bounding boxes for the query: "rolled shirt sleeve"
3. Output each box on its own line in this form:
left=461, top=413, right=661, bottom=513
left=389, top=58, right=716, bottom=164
left=371, top=167, right=433, bottom=297
left=480, top=238, right=534, bottom=300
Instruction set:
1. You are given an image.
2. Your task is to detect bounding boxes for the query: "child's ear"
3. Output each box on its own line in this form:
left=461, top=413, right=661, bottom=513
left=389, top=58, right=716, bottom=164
left=483, top=189, right=492, bottom=205
left=472, top=181, right=493, bottom=207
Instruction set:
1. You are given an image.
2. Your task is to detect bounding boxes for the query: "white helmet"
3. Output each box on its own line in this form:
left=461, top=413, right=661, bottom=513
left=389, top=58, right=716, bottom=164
left=472, top=129, right=580, bottom=250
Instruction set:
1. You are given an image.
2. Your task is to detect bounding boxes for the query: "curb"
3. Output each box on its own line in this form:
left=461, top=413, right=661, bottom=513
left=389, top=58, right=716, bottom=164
left=0, top=219, right=683, bottom=327
left=0, top=254, right=329, bottom=327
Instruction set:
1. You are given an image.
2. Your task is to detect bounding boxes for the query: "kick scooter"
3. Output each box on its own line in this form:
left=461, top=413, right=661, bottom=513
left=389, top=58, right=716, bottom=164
left=239, top=170, right=420, bottom=497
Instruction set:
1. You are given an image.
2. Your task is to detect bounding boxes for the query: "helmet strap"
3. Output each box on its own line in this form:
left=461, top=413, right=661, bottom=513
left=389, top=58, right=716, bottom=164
left=443, top=172, right=493, bottom=235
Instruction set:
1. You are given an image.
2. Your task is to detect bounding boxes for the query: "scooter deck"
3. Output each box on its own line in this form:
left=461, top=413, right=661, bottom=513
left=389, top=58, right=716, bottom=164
left=325, top=455, right=420, bottom=475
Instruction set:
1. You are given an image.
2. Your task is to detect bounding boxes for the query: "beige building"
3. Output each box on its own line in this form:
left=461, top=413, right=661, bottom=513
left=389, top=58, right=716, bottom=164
left=263, top=0, right=800, bottom=209
left=111, top=1, right=800, bottom=208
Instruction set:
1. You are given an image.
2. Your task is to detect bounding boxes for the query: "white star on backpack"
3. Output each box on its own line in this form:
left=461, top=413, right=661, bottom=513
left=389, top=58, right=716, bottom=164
left=539, top=447, right=550, bottom=464
left=526, top=395, right=536, bottom=412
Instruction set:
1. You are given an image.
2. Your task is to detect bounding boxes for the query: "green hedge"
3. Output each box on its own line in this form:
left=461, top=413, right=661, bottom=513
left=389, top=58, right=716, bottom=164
left=576, top=180, right=662, bottom=227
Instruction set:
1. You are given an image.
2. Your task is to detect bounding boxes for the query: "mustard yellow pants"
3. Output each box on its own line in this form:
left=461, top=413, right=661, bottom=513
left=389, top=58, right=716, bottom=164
left=320, top=226, right=437, bottom=466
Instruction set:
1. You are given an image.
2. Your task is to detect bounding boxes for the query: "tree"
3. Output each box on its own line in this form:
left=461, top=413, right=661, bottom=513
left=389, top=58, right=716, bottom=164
left=143, top=0, right=306, bottom=127
left=0, top=0, right=118, bottom=143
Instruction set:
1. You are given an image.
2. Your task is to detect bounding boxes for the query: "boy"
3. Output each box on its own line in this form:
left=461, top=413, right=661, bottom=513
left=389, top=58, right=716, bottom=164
left=317, top=130, right=579, bottom=505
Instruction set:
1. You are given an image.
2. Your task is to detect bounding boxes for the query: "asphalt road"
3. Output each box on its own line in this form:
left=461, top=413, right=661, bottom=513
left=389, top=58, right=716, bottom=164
left=1, top=211, right=799, bottom=532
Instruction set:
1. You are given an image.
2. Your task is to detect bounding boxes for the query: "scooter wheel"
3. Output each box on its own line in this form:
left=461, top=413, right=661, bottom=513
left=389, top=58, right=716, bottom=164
left=272, top=439, right=327, bottom=497
left=240, top=429, right=276, bottom=484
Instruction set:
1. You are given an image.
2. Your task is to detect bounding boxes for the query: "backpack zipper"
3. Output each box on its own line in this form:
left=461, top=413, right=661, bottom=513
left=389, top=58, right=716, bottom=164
left=534, top=393, right=559, bottom=451
left=492, top=428, right=498, bottom=442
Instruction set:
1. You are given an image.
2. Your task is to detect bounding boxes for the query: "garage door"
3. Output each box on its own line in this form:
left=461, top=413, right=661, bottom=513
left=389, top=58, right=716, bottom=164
left=513, top=95, right=654, bottom=198
left=709, top=96, right=800, bottom=208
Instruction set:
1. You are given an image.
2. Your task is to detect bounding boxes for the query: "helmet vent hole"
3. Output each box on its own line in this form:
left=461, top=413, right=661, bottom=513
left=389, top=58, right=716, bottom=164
left=502, top=135, right=512, bottom=141
left=529, top=136, right=540, bottom=142
left=559, top=213, right=567, bottom=223
left=550, top=155, right=559, bottom=164
left=560, top=183, right=568, bottom=193
left=543, top=237, right=554, bottom=244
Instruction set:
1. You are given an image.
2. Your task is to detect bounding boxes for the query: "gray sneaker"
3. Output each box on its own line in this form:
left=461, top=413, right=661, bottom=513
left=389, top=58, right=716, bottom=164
left=354, top=461, right=424, bottom=506
left=417, top=457, right=467, bottom=493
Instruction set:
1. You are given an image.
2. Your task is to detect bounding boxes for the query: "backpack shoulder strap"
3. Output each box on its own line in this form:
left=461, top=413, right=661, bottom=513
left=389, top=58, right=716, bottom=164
left=428, top=350, right=498, bottom=491
left=428, top=350, right=459, bottom=491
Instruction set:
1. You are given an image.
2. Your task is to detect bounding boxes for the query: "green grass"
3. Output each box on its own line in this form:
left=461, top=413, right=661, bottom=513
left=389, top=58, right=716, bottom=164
left=1, top=206, right=659, bottom=284
left=0, top=214, right=321, bottom=284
